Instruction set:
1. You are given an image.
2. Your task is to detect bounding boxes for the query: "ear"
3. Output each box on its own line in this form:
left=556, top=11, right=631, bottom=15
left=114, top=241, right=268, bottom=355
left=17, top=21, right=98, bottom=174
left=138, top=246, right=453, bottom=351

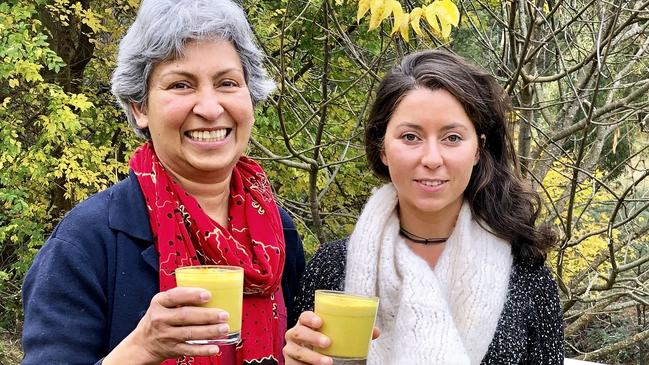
left=475, top=134, right=486, bottom=165
left=380, top=147, right=388, bottom=167
left=130, top=102, right=149, bottom=129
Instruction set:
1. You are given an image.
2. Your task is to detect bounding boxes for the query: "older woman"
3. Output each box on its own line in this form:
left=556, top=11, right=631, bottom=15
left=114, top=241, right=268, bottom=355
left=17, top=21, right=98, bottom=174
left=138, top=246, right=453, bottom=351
left=21, top=0, right=304, bottom=364
left=283, top=50, right=564, bottom=364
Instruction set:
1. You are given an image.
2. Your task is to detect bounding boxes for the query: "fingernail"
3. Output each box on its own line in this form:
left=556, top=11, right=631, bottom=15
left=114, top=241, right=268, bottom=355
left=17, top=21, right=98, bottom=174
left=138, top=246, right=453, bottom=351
left=218, top=312, right=230, bottom=321
left=311, top=317, right=320, bottom=327
left=220, top=324, right=230, bottom=334
left=319, top=336, right=330, bottom=347
left=321, top=357, right=333, bottom=365
left=208, top=346, right=220, bottom=355
left=199, top=291, right=210, bottom=301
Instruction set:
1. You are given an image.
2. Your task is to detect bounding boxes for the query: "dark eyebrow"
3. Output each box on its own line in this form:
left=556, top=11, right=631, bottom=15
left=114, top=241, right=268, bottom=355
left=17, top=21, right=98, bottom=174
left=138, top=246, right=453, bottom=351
left=158, top=68, right=244, bottom=80
left=395, top=122, right=424, bottom=131
left=440, top=123, right=469, bottom=132
left=395, top=122, right=469, bottom=132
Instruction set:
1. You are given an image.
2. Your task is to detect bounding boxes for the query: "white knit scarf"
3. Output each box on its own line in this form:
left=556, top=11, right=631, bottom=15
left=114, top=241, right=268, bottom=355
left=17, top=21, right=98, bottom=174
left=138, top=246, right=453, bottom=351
left=344, top=184, right=513, bottom=365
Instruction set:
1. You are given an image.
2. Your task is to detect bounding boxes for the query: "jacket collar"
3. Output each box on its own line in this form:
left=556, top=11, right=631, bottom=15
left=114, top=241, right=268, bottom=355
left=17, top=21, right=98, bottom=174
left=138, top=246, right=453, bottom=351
left=108, top=170, right=158, bottom=271
left=108, top=170, right=153, bottom=241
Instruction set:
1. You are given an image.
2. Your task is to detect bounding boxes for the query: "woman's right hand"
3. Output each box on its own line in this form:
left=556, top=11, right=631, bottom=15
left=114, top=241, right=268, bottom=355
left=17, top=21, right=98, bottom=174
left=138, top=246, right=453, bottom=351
left=283, top=311, right=333, bottom=365
left=103, top=287, right=230, bottom=365
left=284, top=311, right=382, bottom=365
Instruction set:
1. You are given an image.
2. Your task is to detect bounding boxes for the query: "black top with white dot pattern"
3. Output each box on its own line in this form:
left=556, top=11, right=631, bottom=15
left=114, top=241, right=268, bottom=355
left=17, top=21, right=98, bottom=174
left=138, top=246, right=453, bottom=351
left=294, top=239, right=565, bottom=364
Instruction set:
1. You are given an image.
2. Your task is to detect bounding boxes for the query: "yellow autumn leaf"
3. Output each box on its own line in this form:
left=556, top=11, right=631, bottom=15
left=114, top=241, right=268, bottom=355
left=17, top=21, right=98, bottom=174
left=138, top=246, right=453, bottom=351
left=424, top=4, right=441, bottom=34
left=410, top=7, right=424, bottom=36
left=81, top=9, right=106, bottom=33
left=399, top=12, right=410, bottom=41
left=15, top=60, right=44, bottom=82
left=379, top=0, right=394, bottom=20
left=437, top=0, right=460, bottom=38
left=71, top=2, right=83, bottom=14
left=69, top=94, right=93, bottom=111
left=424, top=0, right=460, bottom=38
left=357, top=0, right=371, bottom=23
left=436, top=0, right=460, bottom=27
left=390, top=1, right=405, bottom=35
left=8, top=79, right=19, bottom=88
left=368, top=0, right=391, bottom=31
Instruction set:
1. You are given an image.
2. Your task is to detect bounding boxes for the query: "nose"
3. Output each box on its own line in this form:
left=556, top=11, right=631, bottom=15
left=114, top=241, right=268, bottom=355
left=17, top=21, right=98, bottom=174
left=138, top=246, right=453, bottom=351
left=421, top=140, right=443, bottom=169
left=192, top=88, right=224, bottom=121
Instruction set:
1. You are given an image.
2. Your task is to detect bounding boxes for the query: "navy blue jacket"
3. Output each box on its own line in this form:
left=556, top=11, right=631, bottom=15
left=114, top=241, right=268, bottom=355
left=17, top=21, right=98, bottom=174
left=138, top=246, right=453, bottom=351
left=21, top=171, right=305, bottom=365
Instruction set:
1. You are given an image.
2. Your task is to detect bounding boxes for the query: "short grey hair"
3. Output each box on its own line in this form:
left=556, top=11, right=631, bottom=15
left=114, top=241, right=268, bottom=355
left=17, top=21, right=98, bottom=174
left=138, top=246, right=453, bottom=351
left=111, top=0, right=275, bottom=138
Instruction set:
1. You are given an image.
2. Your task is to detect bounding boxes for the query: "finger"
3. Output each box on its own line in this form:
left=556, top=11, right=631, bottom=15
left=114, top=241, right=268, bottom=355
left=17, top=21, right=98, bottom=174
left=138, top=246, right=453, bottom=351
left=153, top=287, right=211, bottom=308
left=297, top=311, right=323, bottom=330
left=285, top=358, right=310, bottom=365
left=283, top=341, right=333, bottom=365
left=286, top=325, right=330, bottom=349
left=174, top=323, right=231, bottom=343
left=173, top=342, right=221, bottom=358
left=372, top=326, right=381, bottom=340
left=164, top=306, right=229, bottom=326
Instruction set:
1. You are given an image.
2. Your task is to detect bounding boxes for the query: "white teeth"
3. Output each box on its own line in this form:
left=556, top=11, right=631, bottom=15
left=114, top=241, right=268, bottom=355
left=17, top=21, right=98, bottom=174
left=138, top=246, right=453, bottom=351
left=419, top=180, right=444, bottom=187
left=187, top=129, right=227, bottom=142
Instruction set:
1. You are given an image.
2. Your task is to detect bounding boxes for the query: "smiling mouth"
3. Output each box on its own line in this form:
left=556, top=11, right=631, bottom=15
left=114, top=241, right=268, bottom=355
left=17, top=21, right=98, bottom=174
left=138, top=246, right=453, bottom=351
left=416, top=179, right=448, bottom=187
left=185, top=129, right=231, bottom=142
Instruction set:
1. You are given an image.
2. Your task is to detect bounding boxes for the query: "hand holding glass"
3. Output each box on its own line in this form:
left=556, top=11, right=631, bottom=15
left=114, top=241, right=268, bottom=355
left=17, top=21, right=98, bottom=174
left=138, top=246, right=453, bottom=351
left=175, top=265, right=244, bottom=345
left=314, top=290, right=379, bottom=360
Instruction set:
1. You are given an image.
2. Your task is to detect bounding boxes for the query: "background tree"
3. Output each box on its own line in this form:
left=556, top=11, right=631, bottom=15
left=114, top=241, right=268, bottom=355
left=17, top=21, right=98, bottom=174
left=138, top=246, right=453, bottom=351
left=0, top=0, right=647, bottom=363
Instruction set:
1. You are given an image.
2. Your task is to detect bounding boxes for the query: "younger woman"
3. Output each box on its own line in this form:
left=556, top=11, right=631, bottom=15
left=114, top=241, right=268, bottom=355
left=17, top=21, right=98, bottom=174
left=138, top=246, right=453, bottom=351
left=283, top=50, right=564, bottom=365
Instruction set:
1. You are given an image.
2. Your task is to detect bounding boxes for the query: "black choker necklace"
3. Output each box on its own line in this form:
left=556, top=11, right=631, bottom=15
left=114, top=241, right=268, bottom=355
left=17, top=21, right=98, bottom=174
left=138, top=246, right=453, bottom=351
left=399, top=227, right=448, bottom=245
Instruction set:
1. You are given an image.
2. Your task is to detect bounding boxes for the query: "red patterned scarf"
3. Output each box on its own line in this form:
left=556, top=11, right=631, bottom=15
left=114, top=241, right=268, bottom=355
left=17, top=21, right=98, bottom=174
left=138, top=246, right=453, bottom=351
left=130, top=143, right=286, bottom=365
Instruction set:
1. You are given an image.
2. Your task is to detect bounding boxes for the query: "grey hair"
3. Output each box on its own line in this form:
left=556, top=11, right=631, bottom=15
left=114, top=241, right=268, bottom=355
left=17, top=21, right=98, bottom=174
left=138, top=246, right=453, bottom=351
left=111, top=0, right=276, bottom=138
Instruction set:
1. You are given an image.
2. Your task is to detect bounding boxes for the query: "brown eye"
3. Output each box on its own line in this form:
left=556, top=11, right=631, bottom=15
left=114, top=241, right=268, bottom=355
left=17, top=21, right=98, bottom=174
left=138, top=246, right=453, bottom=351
left=402, top=133, right=419, bottom=142
left=220, top=79, right=239, bottom=88
left=170, top=82, right=190, bottom=89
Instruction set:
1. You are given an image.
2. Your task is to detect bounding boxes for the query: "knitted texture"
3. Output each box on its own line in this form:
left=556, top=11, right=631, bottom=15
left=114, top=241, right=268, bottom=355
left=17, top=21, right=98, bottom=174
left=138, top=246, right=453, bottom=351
left=294, top=246, right=565, bottom=365
left=343, top=184, right=512, bottom=364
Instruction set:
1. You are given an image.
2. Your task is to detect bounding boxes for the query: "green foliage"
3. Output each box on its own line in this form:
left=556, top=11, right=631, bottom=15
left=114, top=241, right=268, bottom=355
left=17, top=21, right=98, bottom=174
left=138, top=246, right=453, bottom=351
left=246, top=0, right=385, bottom=245
left=0, top=0, right=139, bottom=330
left=0, top=0, right=59, bottom=328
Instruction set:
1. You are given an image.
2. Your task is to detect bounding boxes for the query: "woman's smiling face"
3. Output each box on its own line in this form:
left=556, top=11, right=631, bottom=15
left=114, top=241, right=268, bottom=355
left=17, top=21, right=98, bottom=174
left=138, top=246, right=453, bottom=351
left=132, top=39, right=254, bottom=182
left=381, top=87, right=480, bottom=222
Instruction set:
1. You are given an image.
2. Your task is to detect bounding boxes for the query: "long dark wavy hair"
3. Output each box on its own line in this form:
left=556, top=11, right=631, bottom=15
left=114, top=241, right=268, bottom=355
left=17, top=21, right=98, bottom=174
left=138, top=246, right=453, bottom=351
left=365, top=50, right=556, bottom=266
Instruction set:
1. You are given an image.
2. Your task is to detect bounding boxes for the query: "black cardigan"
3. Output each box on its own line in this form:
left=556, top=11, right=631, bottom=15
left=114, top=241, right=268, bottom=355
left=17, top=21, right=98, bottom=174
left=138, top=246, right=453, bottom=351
left=294, top=239, right=565, bottom=364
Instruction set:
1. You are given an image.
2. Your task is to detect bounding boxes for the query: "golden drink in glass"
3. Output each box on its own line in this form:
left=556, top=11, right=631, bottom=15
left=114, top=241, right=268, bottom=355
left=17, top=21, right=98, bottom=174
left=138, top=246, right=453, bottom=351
left=314, top=290, right=379, bottom=359
left=175, top=265, right=244, bottom=344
